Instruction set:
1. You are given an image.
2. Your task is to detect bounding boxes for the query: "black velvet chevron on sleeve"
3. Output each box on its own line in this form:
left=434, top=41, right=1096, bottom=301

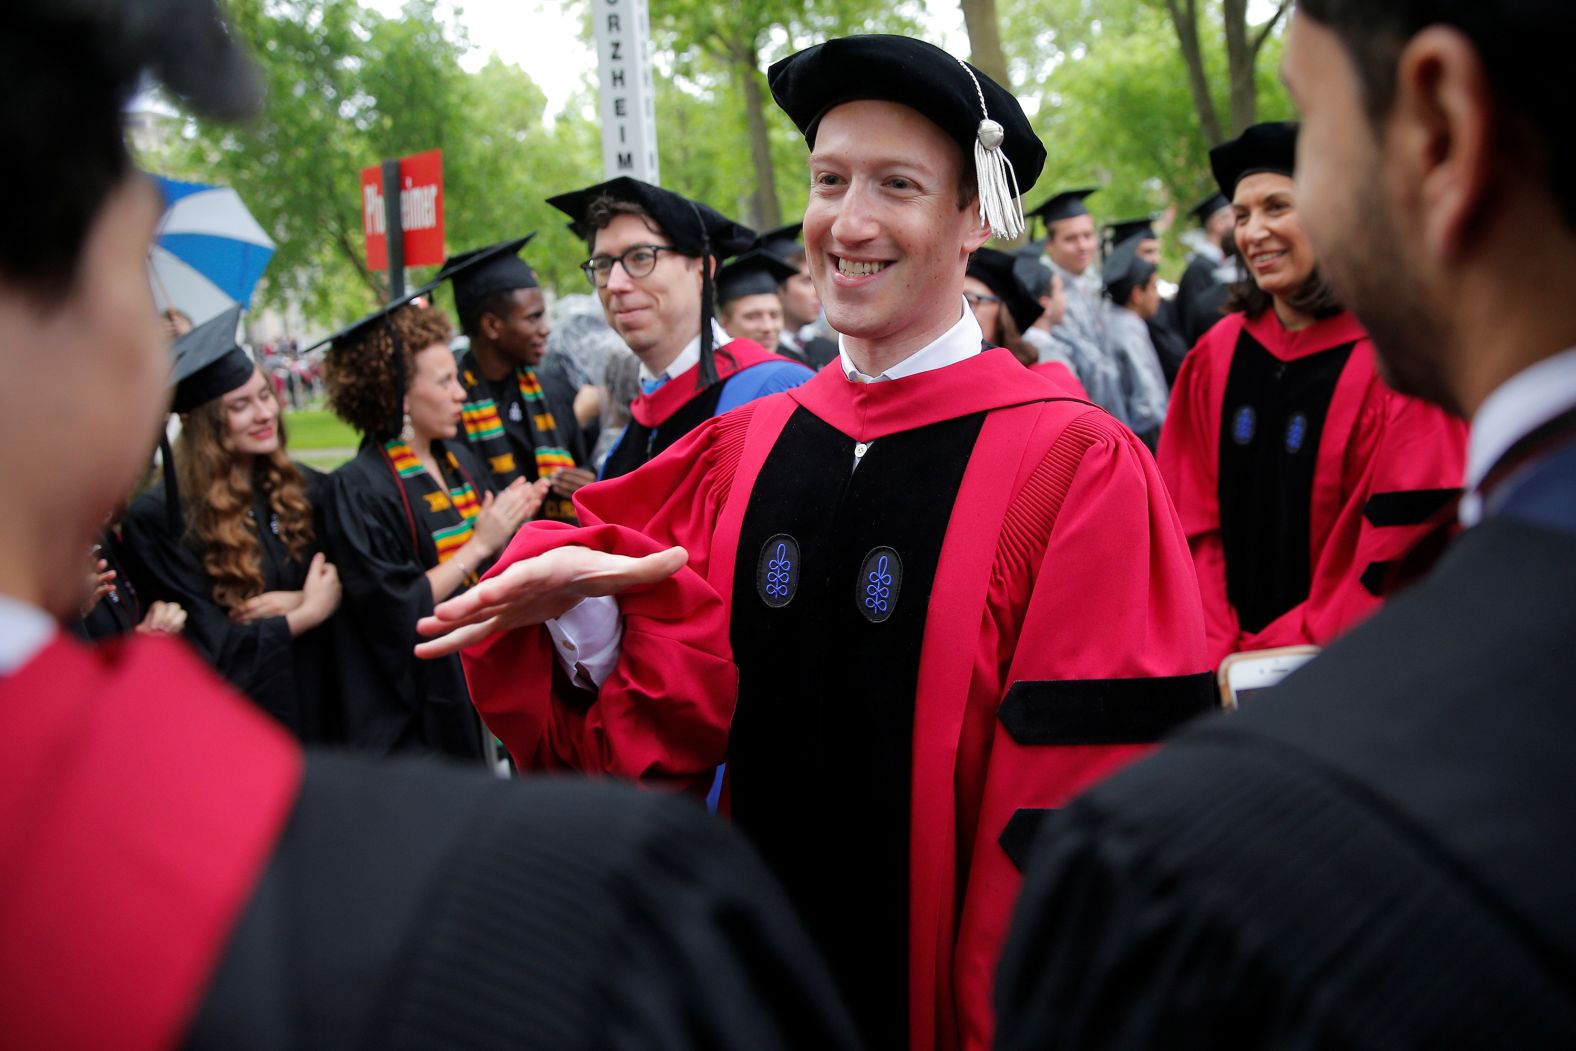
left=997, top=674, right=1217, bottom=746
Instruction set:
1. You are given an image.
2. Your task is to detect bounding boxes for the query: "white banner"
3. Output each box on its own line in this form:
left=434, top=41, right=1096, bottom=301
left=592, top=0, right=660, bottom=184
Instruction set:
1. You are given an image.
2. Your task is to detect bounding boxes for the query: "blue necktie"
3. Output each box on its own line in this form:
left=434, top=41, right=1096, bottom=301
left=641, top=375, right=669, bottom=395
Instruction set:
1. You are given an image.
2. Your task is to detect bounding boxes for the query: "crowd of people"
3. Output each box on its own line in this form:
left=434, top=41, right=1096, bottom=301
left=6, top=0, right=1573, bottom=1048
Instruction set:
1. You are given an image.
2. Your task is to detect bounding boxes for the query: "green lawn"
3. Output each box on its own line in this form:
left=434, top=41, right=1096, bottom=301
left=284, top=409, right=358, bottom=471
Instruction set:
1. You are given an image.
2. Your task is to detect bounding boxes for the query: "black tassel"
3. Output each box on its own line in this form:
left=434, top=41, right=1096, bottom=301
left=159, top=429, right=181, bottom=535
left=690, top=200, right=718, bottom=389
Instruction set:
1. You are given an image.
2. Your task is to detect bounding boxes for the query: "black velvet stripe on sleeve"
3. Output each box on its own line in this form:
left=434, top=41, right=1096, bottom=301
left=997, top=674, right=1217, bottom=746
left=998, top=808, right=1058, bottom=872
left=1363, top=488, right=1461, bottom=528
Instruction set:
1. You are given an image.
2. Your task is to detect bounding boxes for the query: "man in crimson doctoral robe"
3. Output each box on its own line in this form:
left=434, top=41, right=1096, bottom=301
left=0, top=4, right=861, bottom=1048
left=419, top=34, right=1211, bottom=1051
left=546, top=177, right=814, bottom=480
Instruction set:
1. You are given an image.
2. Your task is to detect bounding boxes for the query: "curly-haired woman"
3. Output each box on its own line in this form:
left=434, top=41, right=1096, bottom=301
left=122, top=331, right=343, bottom=740
left=322, top=299, right=544, bottom=761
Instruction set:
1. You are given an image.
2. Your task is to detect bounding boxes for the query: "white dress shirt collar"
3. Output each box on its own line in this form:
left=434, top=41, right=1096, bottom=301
left=0, top=593, right=56, bottom=675
left=1460, top=345, right=1576, bottom=525
left=837, top=298, right=984, bottom=383
left=638, top=320, right=731, bottom=384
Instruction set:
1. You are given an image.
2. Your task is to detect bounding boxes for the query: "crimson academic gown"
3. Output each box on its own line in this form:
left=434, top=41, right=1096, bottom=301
left=600, top=337, right=811, bottom=479
left=462, top=348, right=1212, bottom=1051
left=0, top=632, right=863, bottom=1050
left=1032, top=360, right=1088, bottom=399
left=1158, top=309, right=1467, bottom=666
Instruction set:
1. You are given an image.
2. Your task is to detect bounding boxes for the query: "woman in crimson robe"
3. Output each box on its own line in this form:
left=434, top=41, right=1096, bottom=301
left=1158, top=121, right=1467, bottom=666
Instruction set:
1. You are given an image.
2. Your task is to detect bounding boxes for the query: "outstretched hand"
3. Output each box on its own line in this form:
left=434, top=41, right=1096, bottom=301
left=413, top=544, right=688, bottom=659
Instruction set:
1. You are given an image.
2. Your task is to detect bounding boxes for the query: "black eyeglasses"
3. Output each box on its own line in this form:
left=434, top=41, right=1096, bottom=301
left=964, top=292, right=1003, bottom=307
left=581, top=244, right=685, bottom=287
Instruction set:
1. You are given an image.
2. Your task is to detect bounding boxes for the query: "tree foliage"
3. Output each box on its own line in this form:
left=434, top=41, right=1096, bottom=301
left=152, top=0, right=1295, bottom=328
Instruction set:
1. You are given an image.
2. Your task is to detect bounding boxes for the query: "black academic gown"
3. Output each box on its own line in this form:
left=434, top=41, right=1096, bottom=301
left=1147, top=299, right=1191, bottom=387
left=322, top=438, right=492, bottom=761
left=1176, top=252, right=1231, bottom=348
left=996, top=445, right=1576, bottom=1049
left=121, top=468, right=338, bottom=742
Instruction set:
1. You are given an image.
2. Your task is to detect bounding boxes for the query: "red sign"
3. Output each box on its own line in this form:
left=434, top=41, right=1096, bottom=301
left=362, top=149, right=444, bottom=269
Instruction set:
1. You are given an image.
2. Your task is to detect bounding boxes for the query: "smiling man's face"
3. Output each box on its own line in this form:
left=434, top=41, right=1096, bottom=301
left=803, top=99, right=989, bottom=360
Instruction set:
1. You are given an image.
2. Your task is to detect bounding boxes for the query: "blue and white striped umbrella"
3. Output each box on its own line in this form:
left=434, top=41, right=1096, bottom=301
left=148, top=175, right=275, bottom=326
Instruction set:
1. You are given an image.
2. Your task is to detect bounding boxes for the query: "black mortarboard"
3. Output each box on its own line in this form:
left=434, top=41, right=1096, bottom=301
left=1026, top=188, right=1098, bottom=227
left=767, top=35, right=1045, bottom=239
left=1011, top=254, right=1053, bottom=300
left=1104, top=215, right=1158, bottom=247
left=435, top=234, right=538, bottom=328
left=159, top=303, right=255, bottom=531
left=547, top=177, right=755, bottom=259
left=1102, top=236, right=1159, bottom=306
left=968, top=247, right=1044, bottom=333
left=300, top=282, right=438, bottom=441
left=716, top=249, right=798, bottom=306
left=1190, top=192, right=1231, bottom=224
left=548, top=176, right=756, bottom=388
left=759, top=222, right=804, bottom=262
left=170, top=305, right=253, bottom=413
left=1210, top=121, right=1299, bottom=199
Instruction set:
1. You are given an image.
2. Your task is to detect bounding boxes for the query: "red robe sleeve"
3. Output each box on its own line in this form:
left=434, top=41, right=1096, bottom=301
left=1240, top=372, right=1467, bottom=652
left=1156, top=321, right=1240, bottom=661
left=460, top=407, right=759, bottom=790
left=948, top=407, right=1211, bottom=1049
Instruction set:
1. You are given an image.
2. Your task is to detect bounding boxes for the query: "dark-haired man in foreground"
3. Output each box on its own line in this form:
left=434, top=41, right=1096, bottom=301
left=422, top=34, right=1210, bottom=1051
left=0, top=3, right=858, bottom=1048
left=998, top=3, right=1576, bottom=1047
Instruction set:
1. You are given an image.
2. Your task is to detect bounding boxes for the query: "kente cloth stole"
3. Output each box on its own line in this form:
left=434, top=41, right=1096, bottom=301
left=460, top=366, right=575, bottom=481
left=383, top=439, right=482, bottom=570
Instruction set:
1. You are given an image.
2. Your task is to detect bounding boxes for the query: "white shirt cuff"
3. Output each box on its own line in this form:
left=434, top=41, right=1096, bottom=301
left=545, top=595, right=622, bottom=690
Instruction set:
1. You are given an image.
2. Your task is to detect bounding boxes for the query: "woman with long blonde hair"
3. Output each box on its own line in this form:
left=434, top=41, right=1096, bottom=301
left=123, top=326, right=342, bottom=740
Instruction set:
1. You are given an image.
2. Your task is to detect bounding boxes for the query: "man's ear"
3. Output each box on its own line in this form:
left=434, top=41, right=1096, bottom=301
left=961, top=201, right=993, bottom=254
left=1393, top=26, right=1498, bottom=260
left=479, top=310, right=503, bottom=342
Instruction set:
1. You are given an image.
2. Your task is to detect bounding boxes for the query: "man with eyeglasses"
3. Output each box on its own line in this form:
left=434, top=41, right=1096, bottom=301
left=549, top=178, right=813, bottom=481
left=421, top=35, right=1209, bottom=1049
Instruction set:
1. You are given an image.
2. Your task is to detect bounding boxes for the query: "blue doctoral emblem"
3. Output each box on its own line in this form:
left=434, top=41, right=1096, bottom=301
left=1285, top=412, right=1310, bottom=454
left=1231, top=405, right=1256, bottom=446
left=756, top=533, right=800, bottom=608
left=856, top=546, right=902, bottom=624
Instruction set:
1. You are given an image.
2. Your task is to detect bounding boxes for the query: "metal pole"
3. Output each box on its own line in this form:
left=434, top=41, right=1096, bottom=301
left=382, top=159, right=405, bottom=299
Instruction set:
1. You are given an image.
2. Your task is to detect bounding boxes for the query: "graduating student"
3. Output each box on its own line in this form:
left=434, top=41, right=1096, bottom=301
left=1103, top=214, right=1191, bottom=383
left=761, top=221, right=840, bottom=369
left=1016, top=255, right=1089, bottom=395
left=1026, top=187, right=1125, bottom=416
left=0, top=6, right=862, bottom=1048
left=716, top=247, right=798, bottom=355
left=420, top=35, right=1210, bottom=1051
left=319, top=296, right=544, bottom=759
left=1176, top=190, right=1237, bottom=347
left=438, top=237, right=593, bottom=523
left=121, top=307, right=344, bottom=741
left=1157, top=121, right=1467, bottom=666
left=547, top=178, right=814, bottom=479
left=998, top=4, right=1576, bottom=1048
left=1099, top=236, right=1171, bottom=446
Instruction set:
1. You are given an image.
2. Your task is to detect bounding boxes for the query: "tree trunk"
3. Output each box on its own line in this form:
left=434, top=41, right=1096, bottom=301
left=736, top=43, right=781, bottom=231
left=959, top=0, right=1012, bottom=91
left=1163, top=0, right=1225, bottom=146
left=1222, top=0, right=1257, bottom=135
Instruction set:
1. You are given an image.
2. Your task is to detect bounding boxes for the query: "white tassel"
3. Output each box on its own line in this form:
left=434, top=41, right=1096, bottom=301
left=973, top=119, right=1025, bottom=240
left=954, top=58, right=1026, bottom=241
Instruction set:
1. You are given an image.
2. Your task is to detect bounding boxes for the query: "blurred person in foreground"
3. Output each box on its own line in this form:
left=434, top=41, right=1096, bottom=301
left=0, top=3, right=860, bottom=1048
left=1157, top=120, right=1466, bottom=667
left=998, top=2, right=1576, bottom=1047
